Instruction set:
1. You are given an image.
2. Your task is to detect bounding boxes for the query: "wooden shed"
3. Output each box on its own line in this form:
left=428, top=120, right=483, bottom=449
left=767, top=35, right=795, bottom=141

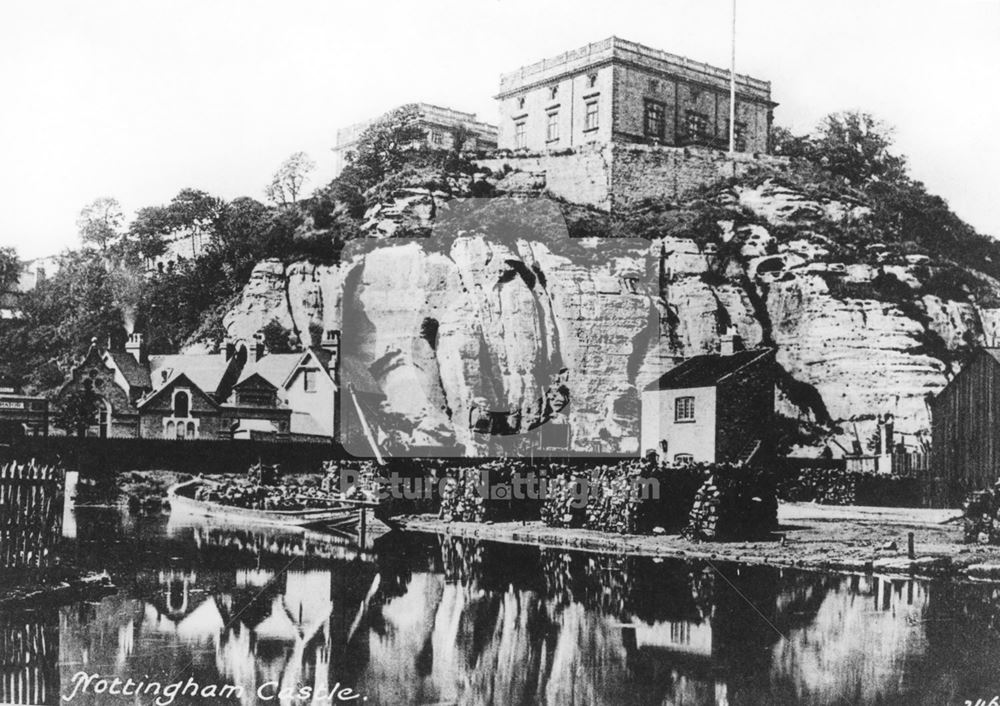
left=930, top=348, right=1000, bottom=498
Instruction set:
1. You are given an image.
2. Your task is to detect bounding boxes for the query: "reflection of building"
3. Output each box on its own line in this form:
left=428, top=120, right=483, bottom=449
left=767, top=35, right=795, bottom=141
left=641, top=333, right=775, bottom=463
left=496, top=36, right=774, bottom=153
left=333, top=103, right=498, bottom=175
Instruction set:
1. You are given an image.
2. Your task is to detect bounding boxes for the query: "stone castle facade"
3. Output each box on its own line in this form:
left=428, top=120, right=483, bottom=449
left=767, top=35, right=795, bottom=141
left=495, top=36, right=774, bottom=154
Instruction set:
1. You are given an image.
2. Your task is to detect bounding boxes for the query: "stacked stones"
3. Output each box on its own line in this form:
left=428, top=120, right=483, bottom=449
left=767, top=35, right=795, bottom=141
left=683, top=467, right=777, bottom=541
left=540, top=473, right=587, bottom=528
left=964, top=483, right=1000, bottom=544
left=247, top=462, right=281, bottom=486
left=438, top=472, right=486, bottom=523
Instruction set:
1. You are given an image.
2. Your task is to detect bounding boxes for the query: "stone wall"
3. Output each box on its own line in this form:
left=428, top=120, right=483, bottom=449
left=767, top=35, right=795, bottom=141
left=477, top=144, right=790, bottom=211
left=477, top=146, right=614, bottom=209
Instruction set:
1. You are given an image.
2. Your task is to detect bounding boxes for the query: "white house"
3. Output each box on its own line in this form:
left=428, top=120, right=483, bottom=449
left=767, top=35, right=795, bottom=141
left=641, top=335, right=775, bottom=464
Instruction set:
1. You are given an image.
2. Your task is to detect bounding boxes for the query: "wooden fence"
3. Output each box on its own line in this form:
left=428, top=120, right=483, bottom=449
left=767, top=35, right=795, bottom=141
left=0, top=462, right=64, bottom=571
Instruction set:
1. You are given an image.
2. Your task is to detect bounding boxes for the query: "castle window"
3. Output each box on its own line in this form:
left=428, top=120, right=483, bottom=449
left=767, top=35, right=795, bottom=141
left=514, top=121, right=527, bottom=149
left=587, top=73, right=597, bottom=88
left=644, top=100, right=666, bottom=140
left=684, top=111, right=711, bottom=142
left=584, top=100, right=599, bottom=131
left=728, top=120, right=748, bottom=151
left=430, top=129, right=443, bottom=145
left=546, top=111, right=559, bottom=142
left=675, top=396, right=695, bottom=422
left=648, top=78, right=660, bottom=92
left=549, top=85, right=558, bottom=100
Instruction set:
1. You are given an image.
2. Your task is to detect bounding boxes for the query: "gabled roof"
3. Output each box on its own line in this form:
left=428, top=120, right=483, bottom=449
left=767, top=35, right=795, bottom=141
left=644, top=349, right=774, bottom=391
left=149, top=354, right=234, bottom=395
left=105, top=350, right=152, bottom=390
left=233, top=372, right=278, bottom=391
left=237, top=353, right=301, bottom=389
left=137, top=372, right=220, bottom=410
left=280, top=348, right=336, bottom=390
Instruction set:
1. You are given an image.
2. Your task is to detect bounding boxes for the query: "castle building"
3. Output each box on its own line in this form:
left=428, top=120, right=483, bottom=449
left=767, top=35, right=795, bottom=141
left=495, top=37, right=774, bottom=154
left=332, top=103, right=498, bottom=175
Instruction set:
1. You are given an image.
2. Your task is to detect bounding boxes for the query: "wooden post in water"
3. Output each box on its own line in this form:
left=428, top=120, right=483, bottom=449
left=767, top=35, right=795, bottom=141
left=908, top=531, right=915, bottom=559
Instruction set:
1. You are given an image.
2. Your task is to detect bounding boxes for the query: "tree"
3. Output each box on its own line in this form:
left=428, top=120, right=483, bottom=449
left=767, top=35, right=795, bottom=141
left=779, top=112, right=908, bottom=189
left=260, top=318, right=299, bottom=353
left=77, top=197, right=124, bottom=251
left=341, top=104, right=425, bottom=189
left=265, top=152, right=316, bottom=207
left=0, top=247, right=21, bottom=294
left=53, top=386, right=99, bottom=437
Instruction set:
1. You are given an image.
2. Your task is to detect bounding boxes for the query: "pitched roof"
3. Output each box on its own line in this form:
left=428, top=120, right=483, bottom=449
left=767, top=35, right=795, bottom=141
left=105, top=351, right=152, bottom=389
left=280, top=348, right=337, bottom=389
left=237, top=353, right=302, bottom=388
left=136, top=372, right=220, bottom=409
left=644, top=348, right=773, bottom=391
left=149, top=354, right=233, bottom=395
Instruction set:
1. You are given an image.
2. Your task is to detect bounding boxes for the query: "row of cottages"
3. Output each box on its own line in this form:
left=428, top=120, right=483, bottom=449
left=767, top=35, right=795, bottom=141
left=640, top=333, right=777, bottom=465
left=58, top=330, right=345, bottom=441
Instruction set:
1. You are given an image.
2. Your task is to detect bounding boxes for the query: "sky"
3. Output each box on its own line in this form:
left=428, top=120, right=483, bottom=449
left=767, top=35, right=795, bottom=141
left=1, top=0, right=998, bottom=259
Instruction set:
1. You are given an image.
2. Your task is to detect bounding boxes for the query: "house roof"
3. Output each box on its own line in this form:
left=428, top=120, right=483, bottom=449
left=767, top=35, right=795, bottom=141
left=644, top=349, right=773, bottom=391
left=105, top=350, right=152, bottom=390
left=149, top=354, right=233, bottom=395
left=280, top=348, right=337, bottom=389
left=237, top=353, right=302, bottom=388
left=137, top=372, right=220, bottom=410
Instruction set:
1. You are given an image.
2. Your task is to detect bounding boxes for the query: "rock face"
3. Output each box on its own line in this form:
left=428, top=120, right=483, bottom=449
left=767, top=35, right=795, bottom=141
left=222, top=179, right=1000, bottom=456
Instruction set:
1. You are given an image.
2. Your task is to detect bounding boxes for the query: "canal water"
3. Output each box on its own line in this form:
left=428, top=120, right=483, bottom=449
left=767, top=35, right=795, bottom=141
left=3, top=507, right=1000, bottom=705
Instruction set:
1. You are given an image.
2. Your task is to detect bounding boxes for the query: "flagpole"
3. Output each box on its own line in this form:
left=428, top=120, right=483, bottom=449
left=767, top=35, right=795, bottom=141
left=728, top=0, right=737, bottom=155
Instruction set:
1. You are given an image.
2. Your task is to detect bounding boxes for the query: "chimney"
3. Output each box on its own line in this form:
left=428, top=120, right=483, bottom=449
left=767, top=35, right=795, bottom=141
left=125, top=333, right=147, bottom=365
left=321, top=329, right=340, bottom=355
left=253, top=331, right=266, bottom=362
left=719, top=328, right=743, bottom=356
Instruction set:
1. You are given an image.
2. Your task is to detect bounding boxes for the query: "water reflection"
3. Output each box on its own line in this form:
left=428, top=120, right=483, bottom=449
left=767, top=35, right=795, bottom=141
left=3, top=509, right=1000, bottom=704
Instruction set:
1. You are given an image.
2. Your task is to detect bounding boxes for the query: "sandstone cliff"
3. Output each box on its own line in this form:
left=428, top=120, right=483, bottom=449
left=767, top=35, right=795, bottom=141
left=221, top=174, right=1000, bottom=456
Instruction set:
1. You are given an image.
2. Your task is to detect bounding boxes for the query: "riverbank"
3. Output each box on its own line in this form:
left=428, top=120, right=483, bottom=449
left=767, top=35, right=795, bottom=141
left=396, top=502, right=1000, bottom=582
